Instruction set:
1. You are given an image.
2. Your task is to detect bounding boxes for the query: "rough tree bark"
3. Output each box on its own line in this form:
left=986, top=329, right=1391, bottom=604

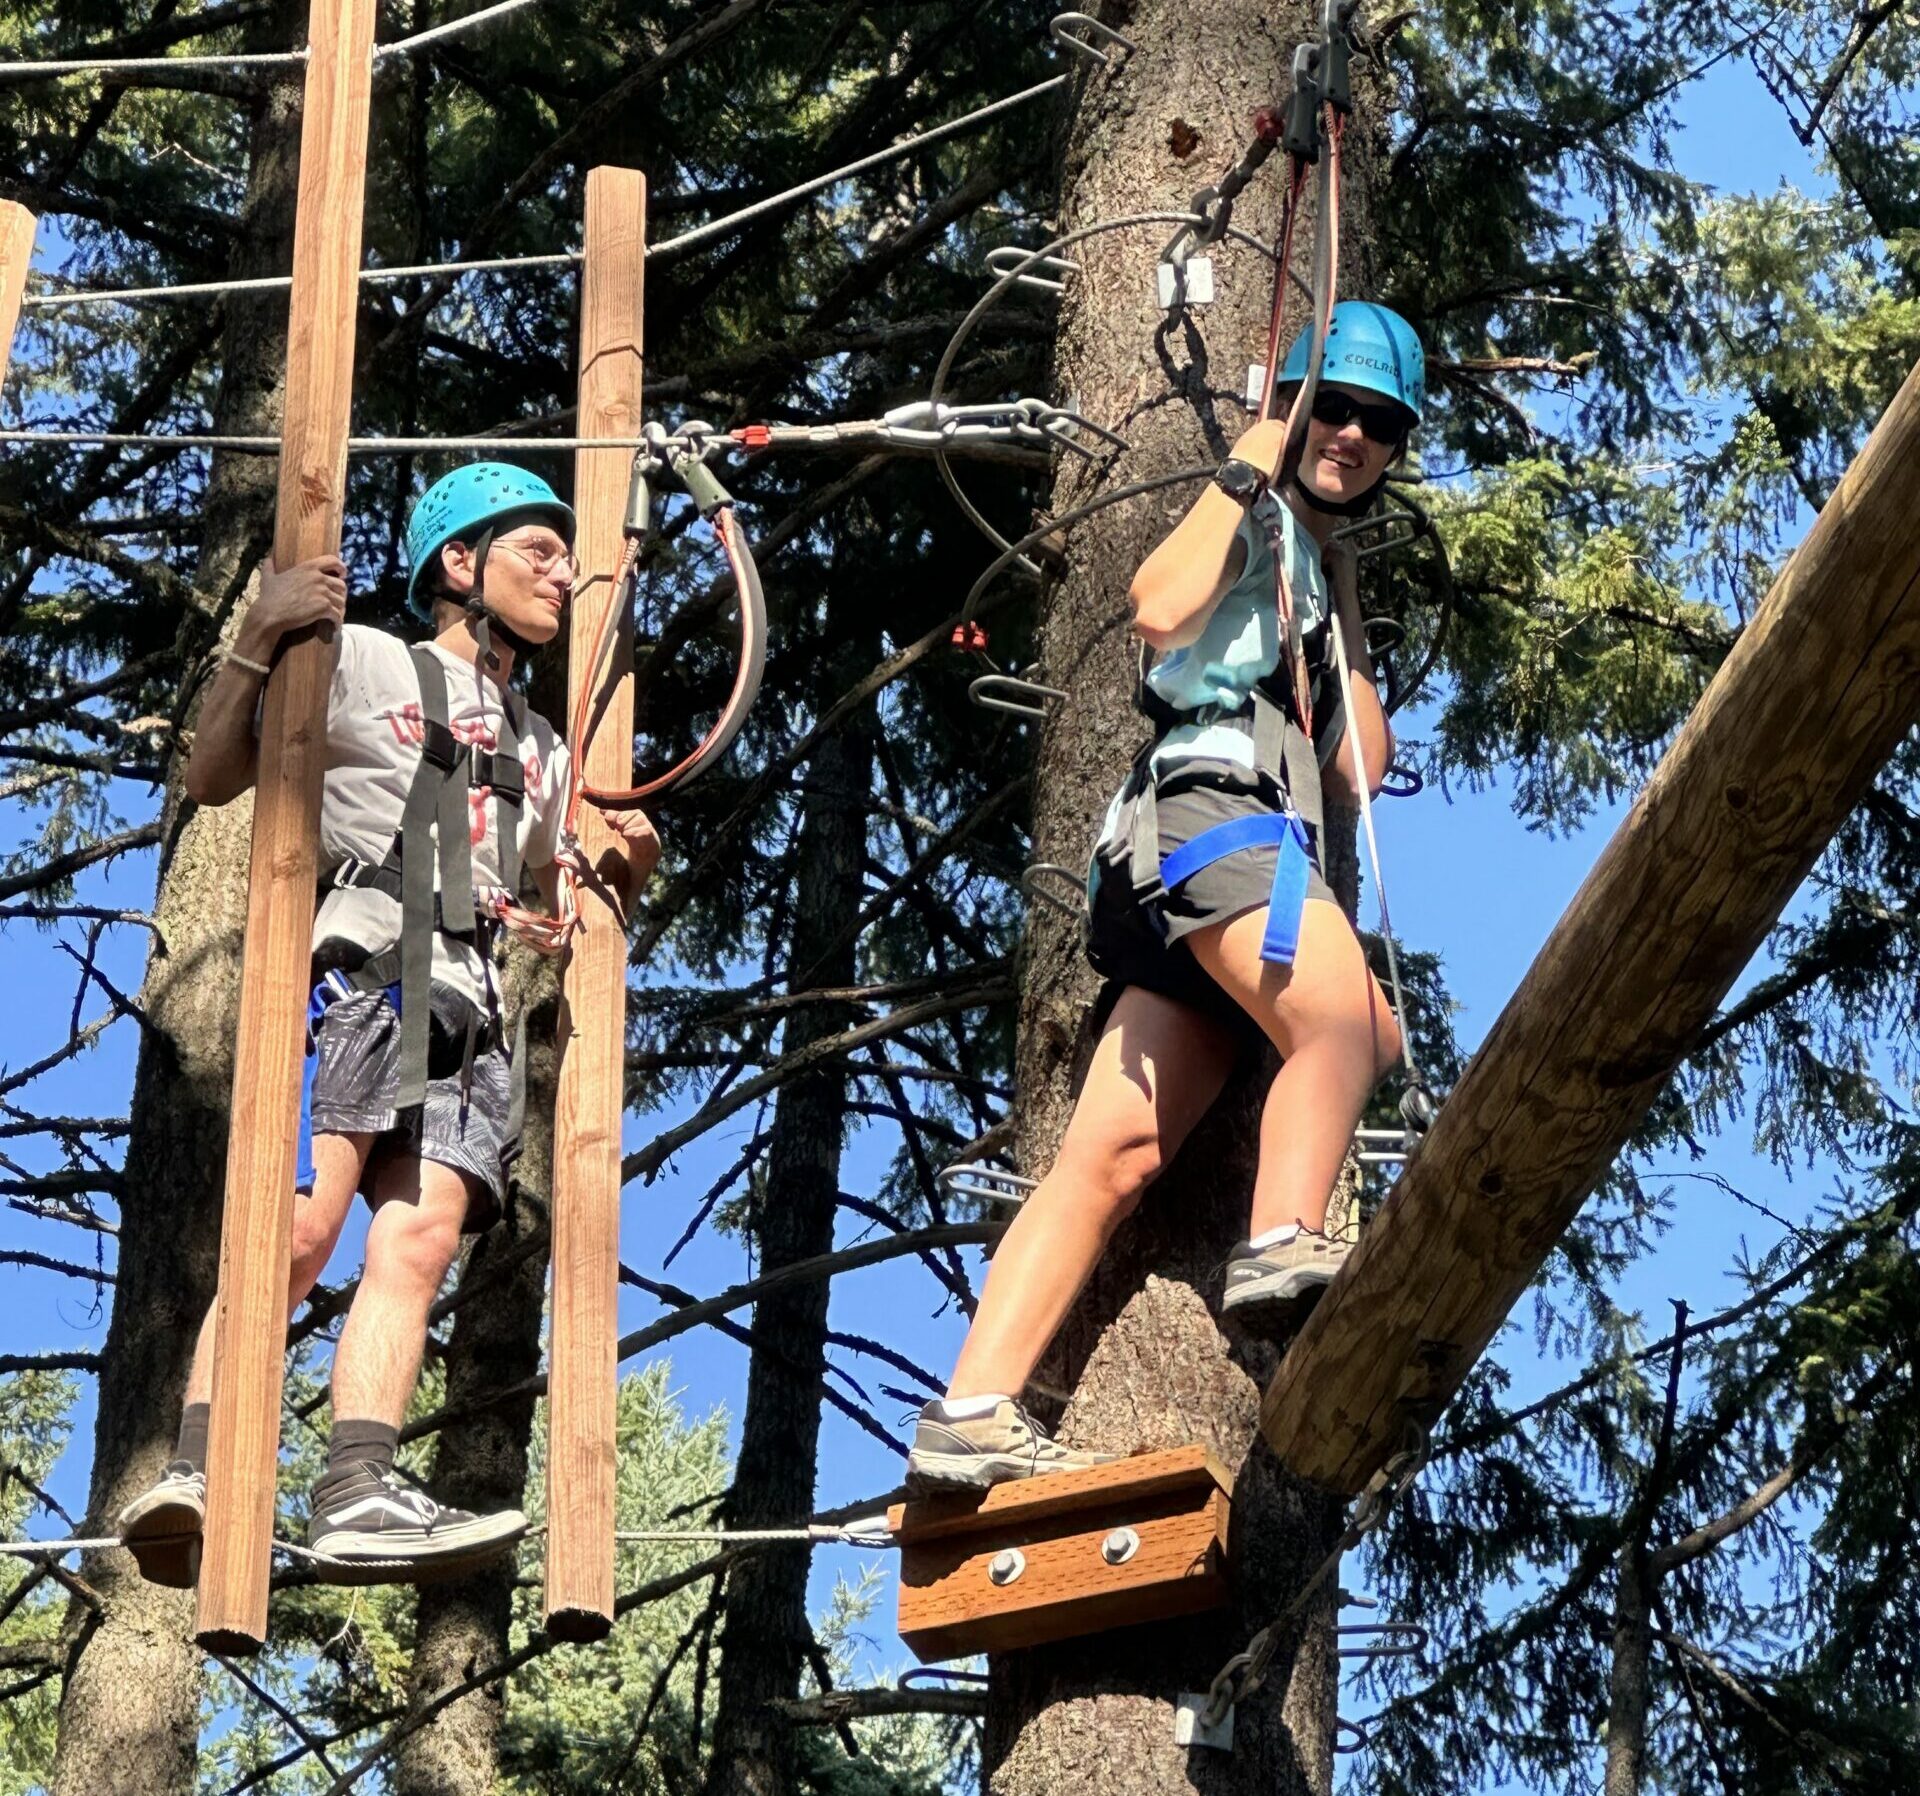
left=985, top=2, right=1384, bottom=1789
left=394, top=955, right=560, bottom=1796
left=49, top=25, right=306, bottom=1795
left=704, top=697, right=874, bottom=1796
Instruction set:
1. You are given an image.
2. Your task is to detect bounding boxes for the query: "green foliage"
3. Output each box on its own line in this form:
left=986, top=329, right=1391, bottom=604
left=0, top=1373, right=75, bottom=1796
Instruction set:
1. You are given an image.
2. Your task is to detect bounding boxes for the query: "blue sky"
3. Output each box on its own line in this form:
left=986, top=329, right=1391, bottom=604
left=0, top=35, right=1868, bottom=1791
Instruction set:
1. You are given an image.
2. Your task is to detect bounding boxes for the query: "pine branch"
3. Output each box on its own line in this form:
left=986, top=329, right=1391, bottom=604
left=0, top=1352, right=100, bottom=1375
left=1651, top=1352, right=1912, bottom=1573
left=0, top=822, right=165, bottom=903
left=773, top=1687, right=987, bottom=1724
left=402, top=1222, right=1000, bottom=1444
left=621, top=972, right=1012, bottom=1185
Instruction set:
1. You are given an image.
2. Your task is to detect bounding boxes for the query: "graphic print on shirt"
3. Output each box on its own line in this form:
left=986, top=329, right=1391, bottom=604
left=380, top=702, right=547, bottom=844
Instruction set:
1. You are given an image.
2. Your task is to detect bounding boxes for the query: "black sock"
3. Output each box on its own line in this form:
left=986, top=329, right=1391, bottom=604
left=172, top=1402, right=210, bottom=1475
left=318, top=1419, right=399, bottom=1497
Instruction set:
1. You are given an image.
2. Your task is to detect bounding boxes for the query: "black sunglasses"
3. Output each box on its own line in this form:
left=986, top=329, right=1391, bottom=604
left=1309, top=387, right=1407, bottom=445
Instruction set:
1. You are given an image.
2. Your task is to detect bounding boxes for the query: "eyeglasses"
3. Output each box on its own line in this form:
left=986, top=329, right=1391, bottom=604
left=1309, top=388, right=1408, bottom=446
left=492, top=534, right=580, bottom=580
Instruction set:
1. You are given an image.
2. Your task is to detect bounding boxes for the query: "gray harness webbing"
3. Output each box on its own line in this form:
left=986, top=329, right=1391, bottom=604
left=333, top=647, right=527, bottom=1111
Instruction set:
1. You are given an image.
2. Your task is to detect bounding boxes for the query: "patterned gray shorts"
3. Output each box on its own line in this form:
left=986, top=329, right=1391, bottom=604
left=301, top=983, right=516, bottom=1231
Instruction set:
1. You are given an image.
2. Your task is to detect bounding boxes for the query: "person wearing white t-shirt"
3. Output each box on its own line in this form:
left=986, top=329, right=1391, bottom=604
left=120, top=464, right=657, bottom=1583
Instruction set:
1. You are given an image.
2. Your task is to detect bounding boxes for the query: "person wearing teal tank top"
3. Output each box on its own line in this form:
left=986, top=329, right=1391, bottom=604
left=906, top=302, right=1428, bottom=1494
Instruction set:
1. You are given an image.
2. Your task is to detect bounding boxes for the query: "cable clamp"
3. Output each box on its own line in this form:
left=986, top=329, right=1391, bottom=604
left=951, top=621, right=990, bottom=653
left=1048, top=12, right=1139, bottom=67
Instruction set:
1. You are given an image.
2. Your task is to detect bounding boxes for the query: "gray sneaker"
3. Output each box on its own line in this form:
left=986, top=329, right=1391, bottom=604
left=906, top=1399, right=1119, bottom=1493
left=118, top=1463, right=206, bottom=1589
left=1221, top=1226, right=1350, bottom=1313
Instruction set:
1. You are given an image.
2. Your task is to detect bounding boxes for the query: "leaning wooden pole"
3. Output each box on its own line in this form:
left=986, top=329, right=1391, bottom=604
left=545, top=166, right=645, bottom=1642
left=196, top=0, right=378, bottom=1653
left=0, top=203, right=37, bottom=390
left=1264, top=356, right=1920, bottom=1494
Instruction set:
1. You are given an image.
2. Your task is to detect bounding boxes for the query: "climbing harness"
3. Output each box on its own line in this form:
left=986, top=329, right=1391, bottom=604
left=318, top=643, right=532, bottom=1114
left=1195, top=1425, right=1427, bottom=1735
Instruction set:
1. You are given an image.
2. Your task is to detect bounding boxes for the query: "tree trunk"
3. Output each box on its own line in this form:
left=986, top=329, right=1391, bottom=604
left=50, top=30, right=305, bottom=1796
left=987, top=2, right=1382, bottom=1789
left=703, top=704, right=874, bottom=1796
left=394, top=954, right=561, bottom=1796
left=1604, top=1545, right=1654, bottom=1796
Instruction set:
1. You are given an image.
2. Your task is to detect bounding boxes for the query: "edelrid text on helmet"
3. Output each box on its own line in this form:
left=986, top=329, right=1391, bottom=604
left=1276, top=301, right=1425, bottom=428
left=404, top=463, right=577, bottom=620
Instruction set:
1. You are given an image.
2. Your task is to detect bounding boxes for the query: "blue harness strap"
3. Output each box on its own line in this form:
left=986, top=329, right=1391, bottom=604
left=1158, top=810, right=1315, bottom=966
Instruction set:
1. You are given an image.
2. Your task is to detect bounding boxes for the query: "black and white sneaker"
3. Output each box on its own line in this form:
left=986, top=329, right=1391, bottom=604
left=306, top=1466, right=526, bottom=1586
left=118, top=1462, right=206, bottom=1589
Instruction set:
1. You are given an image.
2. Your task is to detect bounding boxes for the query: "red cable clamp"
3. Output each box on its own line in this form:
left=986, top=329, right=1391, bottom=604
left=732, top=424, right=773, bottom=450
left=951, top=622, right=990, bottom=653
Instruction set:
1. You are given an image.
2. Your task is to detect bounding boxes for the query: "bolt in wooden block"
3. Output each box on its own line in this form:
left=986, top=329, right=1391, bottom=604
left=888, top=1446, right=1233, bottom=1664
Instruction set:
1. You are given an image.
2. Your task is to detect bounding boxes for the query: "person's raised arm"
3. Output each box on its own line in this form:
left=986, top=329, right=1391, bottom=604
left=185, top=555, right=347, bottom=807
left=1129, top=417, right=1289, bottom=650
left=1318, top=536, right=1394, bottom=803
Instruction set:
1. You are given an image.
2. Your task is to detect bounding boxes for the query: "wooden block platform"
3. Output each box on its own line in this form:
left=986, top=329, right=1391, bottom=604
left=888, top=1446, right=1233, bottom=1663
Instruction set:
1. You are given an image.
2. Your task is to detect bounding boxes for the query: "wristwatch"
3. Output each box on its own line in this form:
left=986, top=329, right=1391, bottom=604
left=1212, top=457, right=1269, bottom=507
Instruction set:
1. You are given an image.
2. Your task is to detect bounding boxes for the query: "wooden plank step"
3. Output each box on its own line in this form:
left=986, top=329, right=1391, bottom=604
left=889, top=1446, right=1233, bottom=1662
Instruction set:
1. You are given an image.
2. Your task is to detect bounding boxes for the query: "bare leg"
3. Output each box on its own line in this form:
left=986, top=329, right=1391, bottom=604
left=1186, top=896, right=1401, bottom=1237
left=946, top=986, right=1237, bottom=1401
left=182, top=1131, right=371, bottom=1408
left=330, top=1155, right=472, bottom=1428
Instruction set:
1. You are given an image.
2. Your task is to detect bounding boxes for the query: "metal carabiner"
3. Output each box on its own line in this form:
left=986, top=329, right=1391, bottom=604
left=1049, top=12, right=1139, bottom=67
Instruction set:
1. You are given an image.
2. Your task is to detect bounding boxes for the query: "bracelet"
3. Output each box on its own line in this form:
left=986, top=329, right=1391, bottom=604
left=225, top=649, right=273, bottom=679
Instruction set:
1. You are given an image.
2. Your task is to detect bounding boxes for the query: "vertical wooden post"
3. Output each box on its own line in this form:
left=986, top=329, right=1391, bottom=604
left=195, top=0, right=379, bottom=1655
left=0, top=203, right=36, bottom=392
left=545, top=166, right=645, bottom=1642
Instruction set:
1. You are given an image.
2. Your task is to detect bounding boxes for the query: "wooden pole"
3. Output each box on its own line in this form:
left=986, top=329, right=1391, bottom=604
left=0, top=203, right=36, bottom=392
left=195, top=0, right=378, bottom=1654
left=1263, top=356, right=1920, bottom=1495
left=545, top=166, right=645, bottom=1642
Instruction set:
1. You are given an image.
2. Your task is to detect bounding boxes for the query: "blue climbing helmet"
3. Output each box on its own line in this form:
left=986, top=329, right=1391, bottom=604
left=404, top=462, right=576, bottom=620
left=1277, top=300, right=1425, bottom=431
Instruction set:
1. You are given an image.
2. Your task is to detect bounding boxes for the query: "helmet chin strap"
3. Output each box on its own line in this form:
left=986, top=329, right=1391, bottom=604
left=459, top=525, right=540, bottom=669
left=1290, top=436, right=1409, bottom=520
left=1291, top=469, right=1386, bottom=519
